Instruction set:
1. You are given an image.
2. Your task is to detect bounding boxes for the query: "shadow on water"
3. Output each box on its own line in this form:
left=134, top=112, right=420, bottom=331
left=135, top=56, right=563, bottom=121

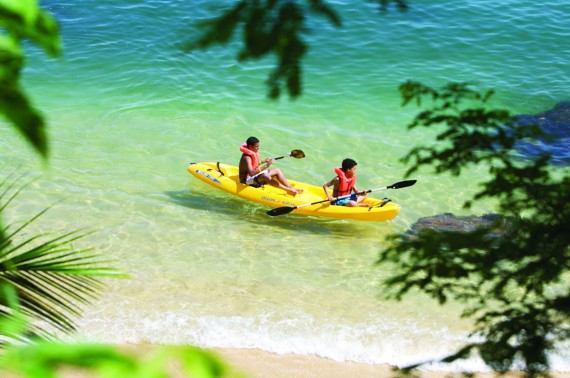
left=164, top=189, right=401, bottom=238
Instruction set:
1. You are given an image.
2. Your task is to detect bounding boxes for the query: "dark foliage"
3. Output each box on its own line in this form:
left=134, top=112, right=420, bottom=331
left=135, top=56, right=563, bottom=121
left=380, top=81, right=570, bottom=376
left=188, top=0, right=407, bottom=99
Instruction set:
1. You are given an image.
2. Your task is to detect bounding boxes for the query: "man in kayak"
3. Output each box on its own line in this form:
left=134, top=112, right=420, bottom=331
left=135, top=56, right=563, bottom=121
left=322, top=158, right=369, bottom=207
left=239, top=136, right=304, bottom=196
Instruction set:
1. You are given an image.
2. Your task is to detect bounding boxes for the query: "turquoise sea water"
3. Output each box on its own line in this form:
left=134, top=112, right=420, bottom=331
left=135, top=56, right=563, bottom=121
left=2, top=0, right=569, bottom=372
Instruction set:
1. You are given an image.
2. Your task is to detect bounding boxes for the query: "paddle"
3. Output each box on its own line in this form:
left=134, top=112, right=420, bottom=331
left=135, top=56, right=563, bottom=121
left=273, top=149, right=305, bottom=160
left=266, top=179, right=417, bottom=216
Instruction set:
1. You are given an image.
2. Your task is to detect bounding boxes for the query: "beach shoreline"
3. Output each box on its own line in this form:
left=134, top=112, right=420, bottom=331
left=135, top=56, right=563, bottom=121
left=115, top=344, right=570, bottom=378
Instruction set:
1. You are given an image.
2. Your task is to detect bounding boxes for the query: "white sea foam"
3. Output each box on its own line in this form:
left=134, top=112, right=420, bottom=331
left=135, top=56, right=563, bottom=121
left=74, top=309, right=570, bottom=373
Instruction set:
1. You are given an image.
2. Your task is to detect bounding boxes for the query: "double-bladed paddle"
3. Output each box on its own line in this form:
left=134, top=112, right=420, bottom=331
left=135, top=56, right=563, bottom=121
left=266, top=179, right=417, bottom=216
left=273, top=149, right=305, bottom=160
left=215, top=150, right=304, bottom=177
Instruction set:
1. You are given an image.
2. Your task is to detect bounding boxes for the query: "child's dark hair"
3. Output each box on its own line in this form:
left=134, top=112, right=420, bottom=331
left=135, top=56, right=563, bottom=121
left=342, top=158, right=357, bottom=170
left=246, top=136, right=259, bottom=146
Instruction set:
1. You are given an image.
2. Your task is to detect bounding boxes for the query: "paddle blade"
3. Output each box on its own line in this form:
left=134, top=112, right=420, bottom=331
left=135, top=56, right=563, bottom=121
left=387, top=180, right=417, bottom=189
left=290, top=150, right=305, bottom=159
left=267, top=206, right=296, bottom=216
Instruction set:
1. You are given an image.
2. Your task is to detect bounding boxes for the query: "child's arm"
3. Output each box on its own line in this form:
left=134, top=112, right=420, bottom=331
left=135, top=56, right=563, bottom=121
left=322, top=177, right=339, bottom=202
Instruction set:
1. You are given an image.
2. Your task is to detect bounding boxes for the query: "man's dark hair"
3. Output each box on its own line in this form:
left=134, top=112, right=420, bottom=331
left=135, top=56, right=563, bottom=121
left=246, top=136, right=259, bottom=147
left=342, top=158, right=357, bottom=170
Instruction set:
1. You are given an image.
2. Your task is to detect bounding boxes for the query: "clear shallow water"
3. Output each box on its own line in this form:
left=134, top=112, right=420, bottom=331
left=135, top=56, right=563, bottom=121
left=1, top=0, right=569, bottom=371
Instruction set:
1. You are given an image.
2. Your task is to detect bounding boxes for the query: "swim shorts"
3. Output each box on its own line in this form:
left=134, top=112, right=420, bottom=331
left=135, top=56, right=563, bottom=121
left=240, top=169, right=269, bottom=187
left=334, top=193, right=357, bottom=206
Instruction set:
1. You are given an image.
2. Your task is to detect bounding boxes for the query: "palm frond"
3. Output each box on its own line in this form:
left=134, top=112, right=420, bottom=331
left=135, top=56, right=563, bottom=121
left=0, top=174, right=126, bottom=342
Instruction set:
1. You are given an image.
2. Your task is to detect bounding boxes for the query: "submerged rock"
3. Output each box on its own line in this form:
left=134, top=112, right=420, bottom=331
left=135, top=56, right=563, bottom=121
left=405, top=213, right=514, bottom=239
left=514, top=102, right=570, bottom=166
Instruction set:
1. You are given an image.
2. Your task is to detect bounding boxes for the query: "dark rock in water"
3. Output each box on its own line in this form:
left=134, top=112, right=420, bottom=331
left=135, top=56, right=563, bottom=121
left=513, top=102, right=570, bottom=166
left=405, top=213, right=514, bottom=239
left=535, top=101, right=570, bottom=123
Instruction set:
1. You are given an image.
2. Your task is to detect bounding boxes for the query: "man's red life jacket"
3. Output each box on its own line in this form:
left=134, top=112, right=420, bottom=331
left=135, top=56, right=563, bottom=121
left=239, top=143, right=260, bottom=180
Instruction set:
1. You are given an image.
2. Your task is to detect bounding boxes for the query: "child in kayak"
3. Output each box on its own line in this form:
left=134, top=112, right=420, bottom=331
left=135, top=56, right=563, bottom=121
left=239, top=136, right=303, bottom=196
left=323, top=158, right=369, bottom=207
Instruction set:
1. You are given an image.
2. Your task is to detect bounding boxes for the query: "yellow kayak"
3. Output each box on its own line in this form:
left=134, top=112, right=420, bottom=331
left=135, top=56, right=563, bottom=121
left=187, top=162, right=403, bottom=221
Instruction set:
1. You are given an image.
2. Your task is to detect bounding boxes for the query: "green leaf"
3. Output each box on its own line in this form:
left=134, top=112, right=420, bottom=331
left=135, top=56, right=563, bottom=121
left=0, top=2, right=61, bottom=158
left=0, top=0, right=61, bottom=56
left=0, top=342, right=228, bottom=378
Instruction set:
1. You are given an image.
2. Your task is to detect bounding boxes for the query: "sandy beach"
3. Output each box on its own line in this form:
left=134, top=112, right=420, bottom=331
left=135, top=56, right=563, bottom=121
left=113, top=345, right=570, bottom=378
left=213, top=348, right=396, bottom=378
